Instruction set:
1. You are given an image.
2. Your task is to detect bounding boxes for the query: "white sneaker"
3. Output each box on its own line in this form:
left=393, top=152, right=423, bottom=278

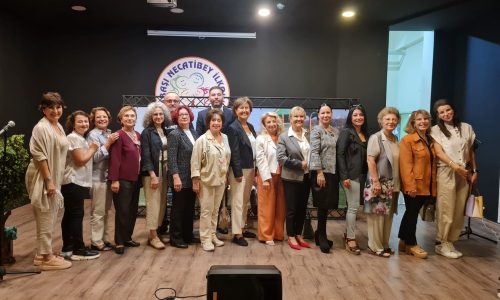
left=435, top=242, right=459, bottom=259
left=202, top=242, right=215, bottom=252
left=265, top=240, right=275, bottom=246
left=212, top=237, right=225, bottom=247
left=448, top=242, right=463, bottom=258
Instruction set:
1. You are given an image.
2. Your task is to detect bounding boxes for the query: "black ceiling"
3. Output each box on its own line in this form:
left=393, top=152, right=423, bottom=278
left=1, top=0, right=499, bottom=31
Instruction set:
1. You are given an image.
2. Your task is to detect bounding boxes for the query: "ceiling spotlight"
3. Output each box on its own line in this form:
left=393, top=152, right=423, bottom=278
left=170, top=7, right=184, bottom=13
left=258, top=8, right=271, bottom=17
left=276, top=2, right=285, bottom=10
left=342, top=10, right=356, bottom=18
left=71, top=5, right=87, bottom=12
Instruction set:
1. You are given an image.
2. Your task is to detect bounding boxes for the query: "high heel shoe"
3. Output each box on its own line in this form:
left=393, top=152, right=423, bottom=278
left=314, top=231, right=333, bottom=248
left=287, top=239, right=301, bottom=250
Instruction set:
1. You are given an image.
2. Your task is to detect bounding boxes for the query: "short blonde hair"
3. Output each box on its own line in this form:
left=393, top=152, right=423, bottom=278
left=117, top=105, right=137, bottom=125
left=290, top=106, right=306, bottom=118
left=404, top=109, right=431, bottom=134
left=260, top=112, right=284, bottom=135
left=377, top=107, right=400, bottom=128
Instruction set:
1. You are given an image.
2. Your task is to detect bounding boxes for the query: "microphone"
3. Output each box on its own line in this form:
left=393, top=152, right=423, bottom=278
left=0, top=120, right=15, bottom=135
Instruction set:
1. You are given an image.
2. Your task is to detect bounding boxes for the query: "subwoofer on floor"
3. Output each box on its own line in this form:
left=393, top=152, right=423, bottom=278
left=206, top=265, right=282, bottom=300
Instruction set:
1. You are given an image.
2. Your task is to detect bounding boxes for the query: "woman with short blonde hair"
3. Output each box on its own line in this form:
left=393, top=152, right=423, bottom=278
left=256, top=112, right=285, bottom=245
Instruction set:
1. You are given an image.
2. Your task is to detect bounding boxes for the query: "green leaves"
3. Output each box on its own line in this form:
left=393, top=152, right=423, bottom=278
left=0, top=134, right=30, bottom=211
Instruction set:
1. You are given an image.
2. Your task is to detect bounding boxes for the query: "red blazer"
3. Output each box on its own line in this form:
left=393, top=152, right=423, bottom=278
left=108, top=129, right=141, bottom=182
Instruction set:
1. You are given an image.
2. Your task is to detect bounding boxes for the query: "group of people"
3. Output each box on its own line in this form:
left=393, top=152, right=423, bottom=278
left=25, top=88, right=477, bottom=271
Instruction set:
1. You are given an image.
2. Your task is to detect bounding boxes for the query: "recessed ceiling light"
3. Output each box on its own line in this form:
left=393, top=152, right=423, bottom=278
left=342, top=11, right=356, bottom=18
left=170, top=7, right=184, bottom=14
left=258, top=8, right=271, bottom=17
left=71, top=5, right=87, bottom=12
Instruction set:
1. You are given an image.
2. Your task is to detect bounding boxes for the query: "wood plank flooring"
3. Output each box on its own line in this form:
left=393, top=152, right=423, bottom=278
left=1, top=202, right=499, bottom=300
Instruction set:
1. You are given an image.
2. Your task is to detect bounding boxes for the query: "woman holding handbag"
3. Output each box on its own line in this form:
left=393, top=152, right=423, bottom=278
left=431, top=99, right=477, bottom=259
left=398, top=110, right=437, bottom=259
left=365, top=107, right=401, bottom=257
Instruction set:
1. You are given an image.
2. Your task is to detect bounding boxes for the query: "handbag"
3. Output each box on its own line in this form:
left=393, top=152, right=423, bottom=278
left=218, top=189, right=230, bottom=229
left=465, top=186, right=484, bottom=218
left=419, top=198, right=435, bottom=222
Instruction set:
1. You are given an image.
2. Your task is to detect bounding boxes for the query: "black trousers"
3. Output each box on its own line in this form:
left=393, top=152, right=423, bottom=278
left=398, top=194, right=429, bottom=245
left=61, top=183, right=90, bottom=252
left=112, top=180, right=140, bottom=246
left=282, top=175, right=310, bottom=237
left=170, top=188, right=196, bottom=243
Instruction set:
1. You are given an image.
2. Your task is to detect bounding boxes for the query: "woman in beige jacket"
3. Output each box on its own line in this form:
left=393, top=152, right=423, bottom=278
left=191, top=109, right=231, bottom=252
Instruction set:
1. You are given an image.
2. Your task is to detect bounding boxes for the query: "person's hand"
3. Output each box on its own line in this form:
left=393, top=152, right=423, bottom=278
left=106, top=132, right=120, bottom=148
left=316, top=172, right=326, bottom=188
left=235, top=176, right=243, bottom=183
left=408, top=190, right=417, bottom=198
left=469, top=172, right=478, bottom=185
left=342, top=179, right=351, bottom=189
left=173, top=175, right=182, bottom=192
left=301, top=160, right=308, bottom=171
left=45, top=179, right=56, bottom=197
left=192, top=178, right=201, bottom=197
left=111, top=180, right=120, bottom=193
left=372, top=180, right=381, bottom=196
left=150, top=176, right=159, bottom=189
left=454, top=166, right=468, bottom=179
left=262, top=180, right=271, bottom=191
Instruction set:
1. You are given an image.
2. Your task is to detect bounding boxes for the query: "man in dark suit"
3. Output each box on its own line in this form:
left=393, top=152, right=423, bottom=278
left=195, top=86, right=234, bottom=136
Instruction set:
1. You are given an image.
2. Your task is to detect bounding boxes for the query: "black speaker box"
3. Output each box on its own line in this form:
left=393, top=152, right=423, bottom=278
left=206, top=265, right=282, bottom=300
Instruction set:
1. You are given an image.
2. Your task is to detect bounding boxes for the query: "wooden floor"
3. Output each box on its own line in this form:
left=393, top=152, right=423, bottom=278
left=1, top=202, right=500, bottom=300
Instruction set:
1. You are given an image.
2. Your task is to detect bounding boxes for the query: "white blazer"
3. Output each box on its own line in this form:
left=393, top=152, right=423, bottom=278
left=256, top=134, right=279, bottom=182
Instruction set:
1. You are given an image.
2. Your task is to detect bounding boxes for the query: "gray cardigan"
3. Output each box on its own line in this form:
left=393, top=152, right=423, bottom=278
left=277, top=131, right=309, bottom=182
left=309, top=125, right=339, bottom=174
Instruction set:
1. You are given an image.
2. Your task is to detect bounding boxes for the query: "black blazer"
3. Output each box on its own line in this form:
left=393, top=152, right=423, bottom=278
left=227, top=119, right=256, bottom=178
left=167, top=127, right=198, bottom=188
left=195, top=106, right=235, bottom=137
left=336, top=127, right=368, bottom=181
left=140, top=126, right=168, bottom=177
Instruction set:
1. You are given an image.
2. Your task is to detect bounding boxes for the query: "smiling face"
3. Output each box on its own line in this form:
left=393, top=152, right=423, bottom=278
left=351, top=109, right=365, bottom=128
left=382, top=113, right=398, bottom=132
left=318, top=105, right=332, bottom=126
left=163, top=93, right=180, bottom=112
left=74, top=114, right=90, bottom=136
left=121, top=109, right=136, bottom=130
left=436, top=104, right=454, bottom=125
left=42, top=105, right=63, bottom=123
left=236, top=102, right=251, bottom=121
left=414, top=113, right=430, bottom=133
left=263, top=116, right=278, bottom=136
left=152, top=107, right=165, bottom=127
left=177, top=108, right=191, bottom=129
left=290, top=111, right=305, bottom=131
left=94, top=110, right=109, bottom=130
left=208, top=88, right=223, bottom=108
left=209, top=113, right=223, bottom=133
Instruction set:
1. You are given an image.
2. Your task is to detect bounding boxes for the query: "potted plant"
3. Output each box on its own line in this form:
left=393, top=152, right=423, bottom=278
left=0, top=134, right=30, bottom=264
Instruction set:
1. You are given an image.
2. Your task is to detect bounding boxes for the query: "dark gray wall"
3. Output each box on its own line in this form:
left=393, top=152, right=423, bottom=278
left=1, top=22, right=388, bottom=134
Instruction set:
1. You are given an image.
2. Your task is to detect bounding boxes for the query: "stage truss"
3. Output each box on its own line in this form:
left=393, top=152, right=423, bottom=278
left=125, top=95, right=361, bottom=222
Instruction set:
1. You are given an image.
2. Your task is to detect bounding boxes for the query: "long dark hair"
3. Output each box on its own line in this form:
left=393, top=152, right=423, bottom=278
left=345, top=104, right=368, bottom=136
left=433, top=99, right=461, bottom=138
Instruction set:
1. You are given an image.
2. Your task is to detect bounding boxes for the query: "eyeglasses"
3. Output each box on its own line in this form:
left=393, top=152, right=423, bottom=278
left=178, top=113, right=190, bottom=117
left=350, top=104, right=363, bottom=110
left=164, top=99, right=180, bottom=104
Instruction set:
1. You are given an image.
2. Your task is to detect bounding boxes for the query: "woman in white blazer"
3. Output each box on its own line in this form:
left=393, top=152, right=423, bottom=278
left=255, top=112, right=285, bottom=245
